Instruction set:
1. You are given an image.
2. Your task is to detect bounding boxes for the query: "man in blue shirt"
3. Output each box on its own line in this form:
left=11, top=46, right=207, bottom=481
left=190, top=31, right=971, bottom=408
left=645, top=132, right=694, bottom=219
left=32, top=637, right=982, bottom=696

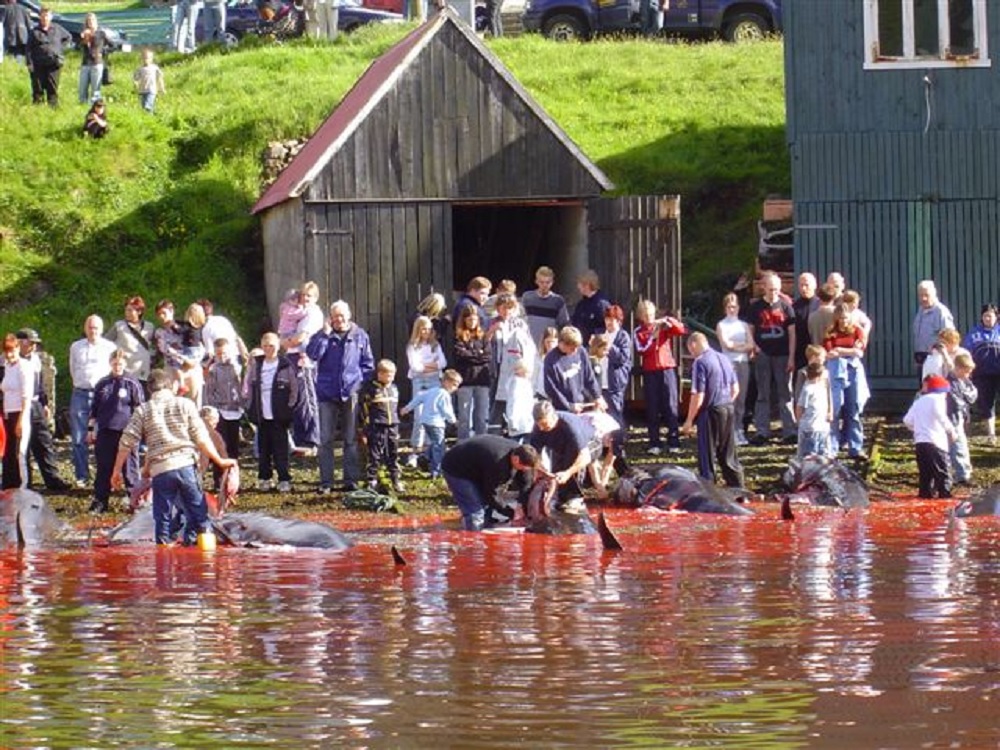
left=529, top=400, right=596, bottom=509
left=681, top=332, right=744, bottom=488
left=306, top=300, right=375, bottom=492
left=542, top=326, right=606, bottom=414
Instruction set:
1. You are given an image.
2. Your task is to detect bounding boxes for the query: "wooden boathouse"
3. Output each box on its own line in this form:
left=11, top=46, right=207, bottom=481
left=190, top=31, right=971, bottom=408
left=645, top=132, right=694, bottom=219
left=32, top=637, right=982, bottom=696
left=784, top=0, right=999, bottom=391
left=252, top=9, right=681, bottom=375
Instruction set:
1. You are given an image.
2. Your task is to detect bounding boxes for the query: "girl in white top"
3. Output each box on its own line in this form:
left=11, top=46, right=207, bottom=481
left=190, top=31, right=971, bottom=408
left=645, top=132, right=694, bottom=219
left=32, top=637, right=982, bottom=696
left=405, top=315, right=447, bottom=465
left=504, top=359, right=535, bottom=439
left=715, top=292, right=755, bottom=445
left=1, top=334, right=33, bottom=489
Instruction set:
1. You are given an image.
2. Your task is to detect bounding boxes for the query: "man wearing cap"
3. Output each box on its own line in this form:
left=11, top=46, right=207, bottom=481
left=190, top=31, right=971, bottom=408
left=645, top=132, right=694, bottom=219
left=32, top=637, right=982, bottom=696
left=17, top=329, right=70, bottom=491
left=68, top=315, right=117, bottom=487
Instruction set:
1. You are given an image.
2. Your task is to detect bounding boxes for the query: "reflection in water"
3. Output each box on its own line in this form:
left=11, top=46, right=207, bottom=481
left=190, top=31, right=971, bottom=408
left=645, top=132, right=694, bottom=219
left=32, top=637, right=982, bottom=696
left=1, top=505, right=998, bottom=748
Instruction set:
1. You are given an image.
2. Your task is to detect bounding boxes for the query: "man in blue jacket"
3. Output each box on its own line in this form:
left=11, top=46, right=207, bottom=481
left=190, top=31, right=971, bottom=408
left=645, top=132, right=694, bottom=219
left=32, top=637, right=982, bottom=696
left=306, top=300, right=374, bottom=493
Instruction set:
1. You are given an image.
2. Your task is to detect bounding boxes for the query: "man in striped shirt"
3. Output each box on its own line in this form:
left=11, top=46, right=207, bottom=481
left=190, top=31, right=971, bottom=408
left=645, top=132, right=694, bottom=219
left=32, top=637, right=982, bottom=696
left=112, top=369, right=235, bottom=545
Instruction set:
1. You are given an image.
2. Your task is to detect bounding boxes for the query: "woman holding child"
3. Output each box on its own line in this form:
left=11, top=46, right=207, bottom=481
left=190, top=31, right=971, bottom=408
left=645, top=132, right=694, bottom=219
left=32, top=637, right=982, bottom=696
left=279, top=281, right=324, bottom=452
left=823, top=302, right=869, bottom=458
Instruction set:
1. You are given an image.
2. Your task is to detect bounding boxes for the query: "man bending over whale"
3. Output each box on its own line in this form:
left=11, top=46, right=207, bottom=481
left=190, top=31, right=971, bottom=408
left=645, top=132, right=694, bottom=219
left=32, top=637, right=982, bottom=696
left=112, top=369, right=236, bottom=545
left=440, top=435, right=539, bottom=531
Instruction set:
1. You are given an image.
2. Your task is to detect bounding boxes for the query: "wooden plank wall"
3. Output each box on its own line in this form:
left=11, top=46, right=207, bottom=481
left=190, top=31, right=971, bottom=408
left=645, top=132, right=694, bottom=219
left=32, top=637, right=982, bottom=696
left=796, top=199, right=1000, bottom=390
left=588, top=195, right=683, bottom=317
left=587, top=195, right=683, bottom=400
left=791, top=131, right=1000, bottom=203
left=308, top=21, right=605, bottom=202
left=302, top=201, right=452, bottom=368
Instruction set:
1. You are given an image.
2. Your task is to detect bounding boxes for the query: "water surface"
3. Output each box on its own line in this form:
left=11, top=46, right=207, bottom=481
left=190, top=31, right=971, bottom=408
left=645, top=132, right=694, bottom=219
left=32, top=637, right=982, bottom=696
left=2, top=502, right=998, bottom=748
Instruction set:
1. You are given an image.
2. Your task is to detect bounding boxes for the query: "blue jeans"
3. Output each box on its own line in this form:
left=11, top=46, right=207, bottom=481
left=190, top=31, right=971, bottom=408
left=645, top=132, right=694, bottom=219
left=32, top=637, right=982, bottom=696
left=950, top=416, right=971, bottom=482
left=797, top=430, right=831, bottom=459
left=69, top=388, right=94, bottom=481
left=423, top=424, right=445, bottom=475
left=152, top=465, right=208, bottom=545
left=140, top=92, right=157, bottom=112
left=202, top=0, right=227, bottom=42
left=455, top=384, right=489, bottom=440
left=409, top=374, right=440, bottom=450
left=830, top=363, right=863, bottom=456
left=442, top=473, right=486, bottom=530
left=78, top=63, right=103, bottom=103
left=318, top=396, right=360, bottom=486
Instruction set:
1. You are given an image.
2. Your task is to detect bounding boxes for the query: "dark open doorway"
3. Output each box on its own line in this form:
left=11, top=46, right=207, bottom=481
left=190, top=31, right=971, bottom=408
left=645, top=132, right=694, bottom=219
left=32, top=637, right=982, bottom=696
left=451, top=202, right=587, bottom=297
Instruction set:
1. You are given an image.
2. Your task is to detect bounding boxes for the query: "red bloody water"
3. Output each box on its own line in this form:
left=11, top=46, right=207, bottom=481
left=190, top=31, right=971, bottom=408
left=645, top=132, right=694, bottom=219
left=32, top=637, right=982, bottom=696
left=1, top=500, right=998, bottom=748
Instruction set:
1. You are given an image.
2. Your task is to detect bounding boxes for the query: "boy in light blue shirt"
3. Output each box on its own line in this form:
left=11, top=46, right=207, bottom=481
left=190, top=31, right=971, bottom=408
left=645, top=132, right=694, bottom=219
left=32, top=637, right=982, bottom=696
left=401, top=369, right=462, bottom=478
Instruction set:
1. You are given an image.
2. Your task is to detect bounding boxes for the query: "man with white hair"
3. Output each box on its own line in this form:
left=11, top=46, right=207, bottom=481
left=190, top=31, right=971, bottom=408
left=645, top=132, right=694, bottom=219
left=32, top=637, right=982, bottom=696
left=913, top=280, right=955, bottom=370
left=306, top=300, right=375, bottom=493
left=746, top=272, right=796, bottom=444
left=68, top=315, right=117, bottom=488
left=793, top=272, right=818, bottom=370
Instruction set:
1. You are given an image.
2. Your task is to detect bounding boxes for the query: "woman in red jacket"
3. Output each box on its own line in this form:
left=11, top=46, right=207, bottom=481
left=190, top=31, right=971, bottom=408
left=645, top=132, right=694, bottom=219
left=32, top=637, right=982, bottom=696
left=634, top=299, right=687, bottom=454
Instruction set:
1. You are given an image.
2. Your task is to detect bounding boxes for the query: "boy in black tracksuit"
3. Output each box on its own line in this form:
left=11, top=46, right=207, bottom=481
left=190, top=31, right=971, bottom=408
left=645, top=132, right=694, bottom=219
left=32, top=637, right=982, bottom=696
left=359, top=359, right=403, bottom=493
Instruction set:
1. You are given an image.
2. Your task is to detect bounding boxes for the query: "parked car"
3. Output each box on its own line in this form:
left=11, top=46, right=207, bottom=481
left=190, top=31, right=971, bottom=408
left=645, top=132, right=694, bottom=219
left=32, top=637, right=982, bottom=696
left=197, top=0, right=402, bottom=45
left=17, top=0, right=129, bottom=51
left=522, top=0, right=781, bottom=42
left=359, top=0, right=489, bottom=31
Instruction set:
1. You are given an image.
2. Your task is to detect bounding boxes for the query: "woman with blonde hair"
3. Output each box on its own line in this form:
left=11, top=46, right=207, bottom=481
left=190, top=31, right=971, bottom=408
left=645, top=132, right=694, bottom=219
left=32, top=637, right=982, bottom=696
left=404, top=315, right=447, bottom=466
left=634, top=298, right=686, bottom=454
left=415, top=292, right=451, bottom=344
left=716, top=292, right=754, bottom=445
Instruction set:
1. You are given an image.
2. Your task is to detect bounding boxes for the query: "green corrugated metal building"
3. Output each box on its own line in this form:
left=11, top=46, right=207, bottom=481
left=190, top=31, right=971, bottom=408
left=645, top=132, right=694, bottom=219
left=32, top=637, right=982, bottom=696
left=784, top=0, right=999, bottom=390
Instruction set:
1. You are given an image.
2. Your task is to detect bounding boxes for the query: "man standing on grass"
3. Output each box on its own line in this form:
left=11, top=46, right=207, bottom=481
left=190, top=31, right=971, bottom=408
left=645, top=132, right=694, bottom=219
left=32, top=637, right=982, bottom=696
left=522, top=265, right=570, bottom=346
left=747, top=272, right=796, bottom=444
left=68, top=315, right=117, bottom=488
left=17, top=329, right=70, bottom=491
left=681, top=332, right=744, bottom=488
left=307, top=300, right=374, bottom=493
left=26, top=7, right=71, bottom=106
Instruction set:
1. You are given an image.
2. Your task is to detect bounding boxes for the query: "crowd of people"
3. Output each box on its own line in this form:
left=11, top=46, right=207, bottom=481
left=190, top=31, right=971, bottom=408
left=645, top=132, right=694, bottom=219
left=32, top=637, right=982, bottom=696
left=2, top=267, right=998, bottom=540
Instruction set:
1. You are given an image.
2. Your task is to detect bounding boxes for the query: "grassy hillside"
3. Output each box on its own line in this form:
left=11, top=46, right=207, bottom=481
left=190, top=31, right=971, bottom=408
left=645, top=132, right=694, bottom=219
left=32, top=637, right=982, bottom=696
left=0, top=28, right=787, bottom=388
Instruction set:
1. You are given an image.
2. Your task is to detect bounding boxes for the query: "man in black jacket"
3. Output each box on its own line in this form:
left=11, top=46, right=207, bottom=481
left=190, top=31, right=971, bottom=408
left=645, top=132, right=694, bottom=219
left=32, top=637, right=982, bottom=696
left=27, top=7, right=72, bottom=106
left=441, top=435, right=538, bottom=531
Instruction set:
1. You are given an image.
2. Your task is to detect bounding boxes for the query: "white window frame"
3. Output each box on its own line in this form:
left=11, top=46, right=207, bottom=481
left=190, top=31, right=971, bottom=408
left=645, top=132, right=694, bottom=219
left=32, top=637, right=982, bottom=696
left=863, top=0, right=991, bottom=69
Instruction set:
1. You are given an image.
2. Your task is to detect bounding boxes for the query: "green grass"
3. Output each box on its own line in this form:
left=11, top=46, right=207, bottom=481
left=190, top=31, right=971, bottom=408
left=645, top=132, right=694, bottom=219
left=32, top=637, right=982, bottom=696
left=0, top=29, right=787, bottom=403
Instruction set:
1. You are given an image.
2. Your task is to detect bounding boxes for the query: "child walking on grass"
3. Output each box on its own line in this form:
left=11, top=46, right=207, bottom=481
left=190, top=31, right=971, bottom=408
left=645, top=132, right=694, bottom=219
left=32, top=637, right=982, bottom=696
left=133, top=48, right=165, bottom=113
left=401, top=369, right=461, bottom=479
